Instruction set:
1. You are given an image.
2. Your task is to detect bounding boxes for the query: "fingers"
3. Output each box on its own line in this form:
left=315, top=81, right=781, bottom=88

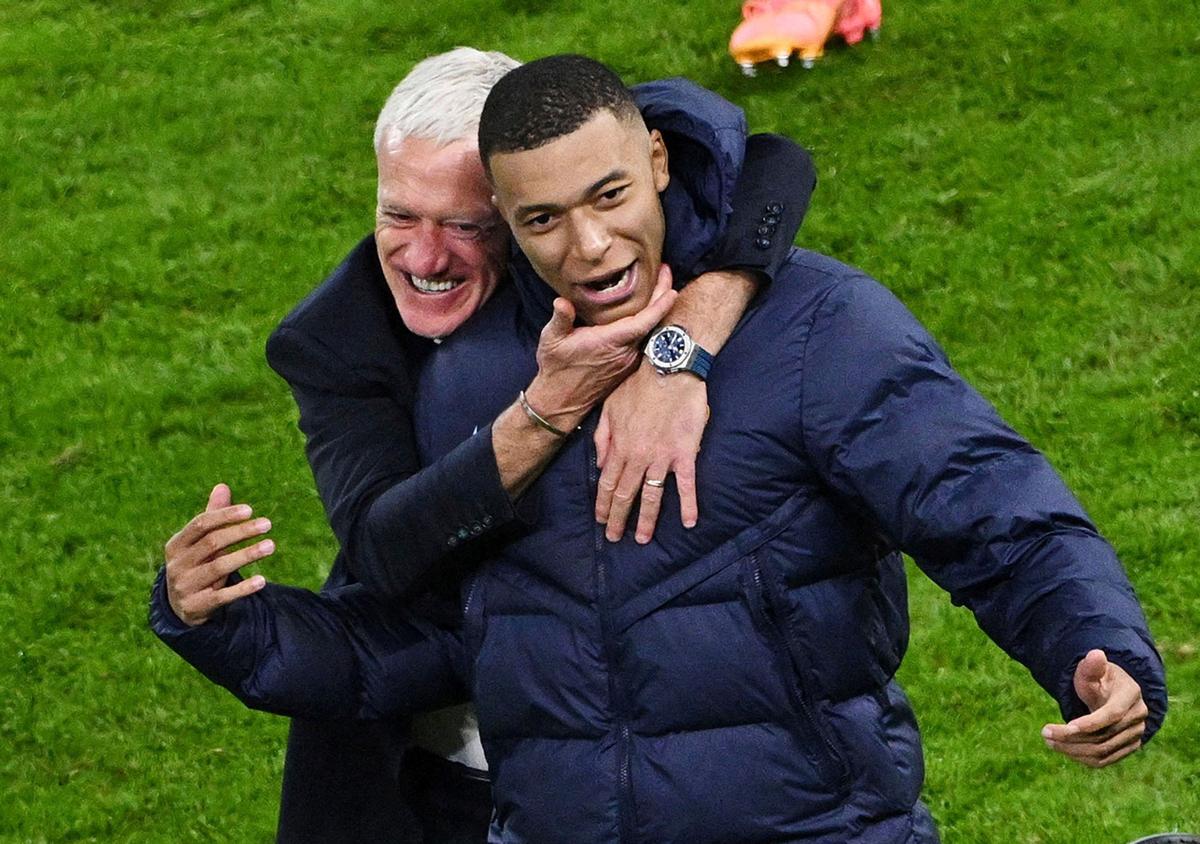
left=1042, top=651, right=1146, bottom=746
left=1043, top=704, right=1122, bottom=742
left=1094, top=740, right=1143, bottom=767
left=632, top=449, right=698, bottom=543
left=596, top=458, right=682, bottom=543
left=1044, top=706, right=1148, bottom=746
left=595, top=456, right=624, bottom=528
left=1044, top=722, right=1145, bottom=768
left=168, top=511, right=271, bottom=582
left=1043, top=695, right=1149, bottom=745
left=201, top=537, right=276, bottom=585
left=1087, top=722, right=1146, bottom=759
left=193, top=517, right=273, bottom=566
left=1065, top=699, right=1145, bottom=738
left=170, top=519, right=273, bottom=600
left=605, top=460, right=655, bottom=543
left=169, top=503, right=255, bottom=555
left=1047, top=734, right=1143, bottom=768
left=675, top=459, right=698, bottom=530
left=175, top=573, right=267, bottom=627
left=215, top=574, right=268, bottom=607
left=633, top=463, right=671, bottom=544
left=543, top=263, right=676, bottom=354
left=595, top=409, right=611, bottom=470
left=207, top=483, right=232, bottom=513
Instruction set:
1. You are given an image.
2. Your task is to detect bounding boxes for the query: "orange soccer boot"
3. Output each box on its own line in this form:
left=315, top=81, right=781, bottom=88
left=729, top=0, right=843, bottom=74
left=833, top=0, right=882, bottom=45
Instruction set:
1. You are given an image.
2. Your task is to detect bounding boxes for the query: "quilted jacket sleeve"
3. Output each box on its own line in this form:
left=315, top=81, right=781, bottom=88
left=799, top=272, right=1167, bottom=739
left=148, top=567, right=468, bottom=720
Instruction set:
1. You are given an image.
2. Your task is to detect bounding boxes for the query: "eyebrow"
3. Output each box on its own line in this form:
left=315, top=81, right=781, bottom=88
left=514, top=169, right=629, bottom=219
left=378, top=203, right=496, bottom=226
left=377, top=202, right=413, bottom=215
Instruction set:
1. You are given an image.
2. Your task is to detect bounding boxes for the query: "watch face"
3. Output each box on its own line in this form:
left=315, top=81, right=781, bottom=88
left=652, top=328, right=689, bottom=366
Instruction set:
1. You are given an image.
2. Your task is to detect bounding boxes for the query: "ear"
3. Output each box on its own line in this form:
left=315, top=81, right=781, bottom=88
left=648, top=129, right=670, bottom=193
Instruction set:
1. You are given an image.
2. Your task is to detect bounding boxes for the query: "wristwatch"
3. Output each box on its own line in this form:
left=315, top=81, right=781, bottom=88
left=644, top=324, right=714, bottom=380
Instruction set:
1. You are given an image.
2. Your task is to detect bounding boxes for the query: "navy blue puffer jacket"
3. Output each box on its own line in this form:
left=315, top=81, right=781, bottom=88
left=399, top=78, right=1167, bottom=840
left=406, top=254, right=1166, bottom=843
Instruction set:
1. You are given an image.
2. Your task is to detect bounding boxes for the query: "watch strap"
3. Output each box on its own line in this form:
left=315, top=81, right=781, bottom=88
left=688, top=345, right=714, bottom=379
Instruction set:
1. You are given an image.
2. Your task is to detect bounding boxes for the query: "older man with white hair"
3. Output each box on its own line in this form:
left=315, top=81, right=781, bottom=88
left=155, top=47, right=814, bottom=842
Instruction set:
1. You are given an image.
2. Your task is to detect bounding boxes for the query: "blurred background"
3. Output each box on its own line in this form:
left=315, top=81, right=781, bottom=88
left=1, top=0, right=1196, bottom=839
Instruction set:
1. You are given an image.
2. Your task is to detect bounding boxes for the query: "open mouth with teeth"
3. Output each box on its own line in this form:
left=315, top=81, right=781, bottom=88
left=585, top=267, right=628, bottom=292
left=576, top=261, right=637, bottom=303
left=409, top=275, right=466, bottom=295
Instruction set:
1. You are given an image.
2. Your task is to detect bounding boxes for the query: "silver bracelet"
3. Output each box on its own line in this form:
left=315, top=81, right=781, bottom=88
left=518, top=390, right=572, bottom=438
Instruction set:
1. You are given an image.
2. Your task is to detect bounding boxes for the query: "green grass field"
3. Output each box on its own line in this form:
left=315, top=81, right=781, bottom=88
left=2, top=0, right=1197, bottom=840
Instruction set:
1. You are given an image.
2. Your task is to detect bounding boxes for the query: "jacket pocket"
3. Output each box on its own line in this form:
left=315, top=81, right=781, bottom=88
left=741, top=553, right=852, bottom=791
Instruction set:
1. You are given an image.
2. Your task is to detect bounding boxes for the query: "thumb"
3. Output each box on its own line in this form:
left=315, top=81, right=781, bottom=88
left=1074, top=649, right=1109, bottom=711
left=649, top=262, right=674, bottom=304
left=542, top=297, right=576, bottom=343
left=207, top=483, right=231, bottom=513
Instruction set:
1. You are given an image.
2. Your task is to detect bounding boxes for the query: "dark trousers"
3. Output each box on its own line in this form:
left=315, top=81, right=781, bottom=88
left=401, top=747, right=493, bottom=844
left=276, top=718, right=491, bottom=844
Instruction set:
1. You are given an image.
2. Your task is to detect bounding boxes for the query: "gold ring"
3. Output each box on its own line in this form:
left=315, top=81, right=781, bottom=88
left=644, top=477, right=666, bottom=488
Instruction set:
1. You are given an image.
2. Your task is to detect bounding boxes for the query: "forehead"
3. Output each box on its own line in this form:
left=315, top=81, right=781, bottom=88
left=489, top=111, right=649, bottom=208
left=377, top=137, right=493, bottom=217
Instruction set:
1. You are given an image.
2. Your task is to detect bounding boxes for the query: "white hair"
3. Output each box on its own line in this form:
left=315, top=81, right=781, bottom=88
left=373, top=47, right=522, bottom=154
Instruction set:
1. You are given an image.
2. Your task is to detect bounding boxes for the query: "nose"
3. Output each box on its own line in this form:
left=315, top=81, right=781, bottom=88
left=570, top=212, right=611, bottom=264
left=404, top=224, right=452, bottom=278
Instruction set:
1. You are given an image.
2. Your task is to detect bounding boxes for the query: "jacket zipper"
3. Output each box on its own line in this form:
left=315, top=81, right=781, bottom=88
left=463, top=575, right=479, bottom=617
left=461, top=574, right=485, bottom=675
left=751, top=558, right=851, bottom=789
left=590, top=437, right=636, bottom=842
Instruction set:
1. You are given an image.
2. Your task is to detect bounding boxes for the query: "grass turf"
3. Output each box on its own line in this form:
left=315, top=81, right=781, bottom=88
left=1, top=0, right=1197, bottom=840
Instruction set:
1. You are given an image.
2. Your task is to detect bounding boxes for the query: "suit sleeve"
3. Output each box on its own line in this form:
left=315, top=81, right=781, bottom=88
left=149, top=567, right=468, bottom=720
left=267, top=324, right=518, bottom=598
left=633, top=78, right=813, bottom=284
left=704, top=133, right=815, bottom=282
left=798, top=275, right=1167, bottom=739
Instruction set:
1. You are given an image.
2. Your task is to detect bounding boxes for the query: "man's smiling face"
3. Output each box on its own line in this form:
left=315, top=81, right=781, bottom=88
left=488, top=109, right=670, bottom=326
left=375, top=136, right=509, bottom=338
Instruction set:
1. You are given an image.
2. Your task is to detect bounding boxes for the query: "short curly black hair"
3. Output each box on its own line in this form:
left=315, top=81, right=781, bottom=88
left=478, top=54, right=641, bottom=171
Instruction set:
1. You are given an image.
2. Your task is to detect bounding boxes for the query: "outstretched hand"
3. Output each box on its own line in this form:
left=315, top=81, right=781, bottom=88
left=163, top=483, right=272, bottom=626
left=1041, top=649, right=1148, bottom=767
